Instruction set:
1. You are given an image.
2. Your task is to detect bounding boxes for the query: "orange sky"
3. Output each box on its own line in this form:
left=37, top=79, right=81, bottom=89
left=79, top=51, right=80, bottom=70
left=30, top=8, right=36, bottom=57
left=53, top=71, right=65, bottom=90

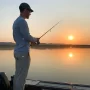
left=0, top=0, right=90, bottom=44
left=40, top=19, right=90, bottom=44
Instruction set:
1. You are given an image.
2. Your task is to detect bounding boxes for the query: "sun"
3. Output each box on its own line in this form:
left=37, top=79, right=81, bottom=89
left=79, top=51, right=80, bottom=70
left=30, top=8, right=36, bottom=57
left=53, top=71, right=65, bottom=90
left=68, top=35, right=74, bottom=40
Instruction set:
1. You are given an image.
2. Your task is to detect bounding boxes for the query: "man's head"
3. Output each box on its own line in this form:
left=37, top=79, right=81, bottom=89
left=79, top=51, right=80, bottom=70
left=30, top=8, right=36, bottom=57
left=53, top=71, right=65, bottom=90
left=19, top=3, right=33, bottom=19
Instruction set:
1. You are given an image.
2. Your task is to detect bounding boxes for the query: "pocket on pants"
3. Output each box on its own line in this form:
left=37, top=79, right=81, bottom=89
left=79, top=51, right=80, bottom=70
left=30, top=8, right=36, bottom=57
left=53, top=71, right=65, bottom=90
left=14, top=52, right=30, bottom=61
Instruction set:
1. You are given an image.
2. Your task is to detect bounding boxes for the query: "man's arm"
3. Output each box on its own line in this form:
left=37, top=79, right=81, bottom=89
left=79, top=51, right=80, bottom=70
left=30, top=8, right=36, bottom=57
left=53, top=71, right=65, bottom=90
left=19, top=19, right=37, bottom=43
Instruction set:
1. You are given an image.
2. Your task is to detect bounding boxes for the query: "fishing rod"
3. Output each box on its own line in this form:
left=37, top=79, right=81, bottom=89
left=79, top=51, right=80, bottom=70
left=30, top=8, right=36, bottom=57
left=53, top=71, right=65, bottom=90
left=35, top=20, right=62, bottom=45
left=31, top=20, right=62, bottom=45
left=39, top=20, right=62, bottom=39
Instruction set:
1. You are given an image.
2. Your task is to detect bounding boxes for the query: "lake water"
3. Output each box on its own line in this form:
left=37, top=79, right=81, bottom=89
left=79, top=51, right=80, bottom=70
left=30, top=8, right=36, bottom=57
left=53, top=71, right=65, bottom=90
left=0, top=48, right=90, bottom=85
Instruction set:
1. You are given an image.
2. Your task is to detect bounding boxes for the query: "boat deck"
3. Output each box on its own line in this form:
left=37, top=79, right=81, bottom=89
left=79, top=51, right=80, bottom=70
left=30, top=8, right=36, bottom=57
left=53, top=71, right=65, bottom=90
left=25, top=79, right=90, bottom=90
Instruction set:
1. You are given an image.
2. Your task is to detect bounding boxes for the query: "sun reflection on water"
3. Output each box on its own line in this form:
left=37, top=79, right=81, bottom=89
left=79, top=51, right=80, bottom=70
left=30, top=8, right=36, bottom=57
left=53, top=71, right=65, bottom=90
left=69, top=52, right=73, bottom=58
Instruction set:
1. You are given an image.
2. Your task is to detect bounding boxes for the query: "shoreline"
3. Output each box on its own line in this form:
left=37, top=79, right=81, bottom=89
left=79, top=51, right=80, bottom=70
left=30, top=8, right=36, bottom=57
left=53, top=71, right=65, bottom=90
left=1, top=44, right=90, bottom=50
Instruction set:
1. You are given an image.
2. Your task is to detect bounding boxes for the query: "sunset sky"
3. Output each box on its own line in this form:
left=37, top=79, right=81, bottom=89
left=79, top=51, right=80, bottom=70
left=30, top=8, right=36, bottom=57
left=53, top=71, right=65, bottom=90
left=0, top=0, right=90, bottom=44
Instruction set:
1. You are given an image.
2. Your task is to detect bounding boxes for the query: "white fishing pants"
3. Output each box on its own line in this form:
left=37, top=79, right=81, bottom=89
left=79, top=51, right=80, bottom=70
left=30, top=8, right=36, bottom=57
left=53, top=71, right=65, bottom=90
left=13, top=52, right=30, bottom=90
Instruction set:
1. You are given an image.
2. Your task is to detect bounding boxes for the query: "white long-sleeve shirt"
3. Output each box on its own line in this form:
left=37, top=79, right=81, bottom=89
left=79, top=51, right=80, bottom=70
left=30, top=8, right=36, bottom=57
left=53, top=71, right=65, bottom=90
left=13, top=16, right=37, bottom=53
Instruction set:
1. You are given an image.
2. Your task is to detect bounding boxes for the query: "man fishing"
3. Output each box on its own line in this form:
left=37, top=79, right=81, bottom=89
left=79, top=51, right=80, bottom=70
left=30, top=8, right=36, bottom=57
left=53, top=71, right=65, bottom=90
left=12, top=2, right=40, bottom=90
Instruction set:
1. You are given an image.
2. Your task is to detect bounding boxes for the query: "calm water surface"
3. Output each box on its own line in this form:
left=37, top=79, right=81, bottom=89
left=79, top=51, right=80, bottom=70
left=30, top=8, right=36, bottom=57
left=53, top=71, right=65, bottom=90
left=0, top=48, right=90, bottom=85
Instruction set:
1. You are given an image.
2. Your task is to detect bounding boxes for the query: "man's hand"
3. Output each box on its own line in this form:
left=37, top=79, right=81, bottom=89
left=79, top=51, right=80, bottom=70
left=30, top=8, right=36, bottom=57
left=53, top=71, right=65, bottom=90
left=30, top=42, right=37, bottom=46
left=30, top=38, right=40, bottom=46
left=36, top=38, right=40, bottom=45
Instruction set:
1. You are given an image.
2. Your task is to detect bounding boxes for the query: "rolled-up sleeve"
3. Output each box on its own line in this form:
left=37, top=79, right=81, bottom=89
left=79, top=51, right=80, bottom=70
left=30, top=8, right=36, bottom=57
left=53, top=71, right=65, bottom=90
left=19, top=19, right=37, bottom=42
